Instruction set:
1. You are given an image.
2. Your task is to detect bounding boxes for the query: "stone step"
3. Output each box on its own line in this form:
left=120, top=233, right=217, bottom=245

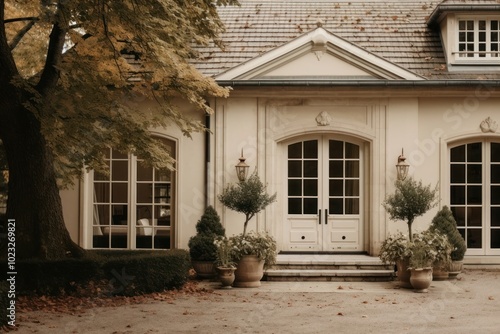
left=265, top=269, right=395, bottom=282
left=264, top=254, right=395, bottom=282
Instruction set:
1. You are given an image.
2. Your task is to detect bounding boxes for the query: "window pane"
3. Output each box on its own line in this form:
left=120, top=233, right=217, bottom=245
left=468, top=207, right=482, bottom=226
left=94, top=183, right=110, bottom=203
left=491, top=207, right=500, bottom=227
left=450, top=164, right=465, bottom=183
left=137, top=205, right=152, bottom=219
left=451, top=145, right=465, bottom=162
left=451, top=206, right=465, bottom=226
left=95, top=204, right=110, bottom=225
left=345, top=198, right=359, bottom=214
left=329, top=161, right=343, bottom=178
left=492, top=143, right=500, bottom=162
left=303, top=179, right=317, bottom=196
left=345, top=180, right=359, bottom=196
left=467, top=229, right=482, bottom=249
left=288, top=179, right=302, bottom=196
left=467, top=164, right=482, bottom=183
left=112, top=161, right=128, bottom=181
left=112, top=183, right=128, bottom=203
left=491, top=229, right=500, bottom=248
left=467, top=185, right=482, bottom=204
left=111, top=205, right=127, bottom=225
left=329, top=140, right=343, bottom=159
left=303, top=198, right=318, bottom=214
left=288, top=161, right=302, bottom=177
left=345, top=161, right=359, bottom=178
left=288, top=198, right=302, bottom=214
left=451, top=186, right=465, bottom=204
left=304, top=140, right=318, bottom=159
left=137, top=163, right=153, bottom=181
left=345, top=143, right=359, bottom=159
left=491, top=186, right=500, bottom=205
left=288, top=142, right=302, bottom=159
left=329, top=198, right=343, bottom=214
left=491, top=165, right=500, bottom=183
left=304, top=161, right=318, bottom=177
left=136, top=183, right=152, bottom=203
left=467, top=143, right=482, bottom=162
left=329, top=179, right=343, bottom=196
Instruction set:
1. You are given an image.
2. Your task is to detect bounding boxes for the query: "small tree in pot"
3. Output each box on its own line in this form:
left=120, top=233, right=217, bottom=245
left=381, top=177, right=438, bottom=288
left=218, top=171, right=277, bottom=287
left=383, top=177, right=438, bottom=242
left=188, top=206, right=225, bottom=278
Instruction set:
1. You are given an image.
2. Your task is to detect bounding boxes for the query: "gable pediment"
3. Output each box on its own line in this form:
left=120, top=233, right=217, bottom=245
left=215, top=27, right=423, bottom=81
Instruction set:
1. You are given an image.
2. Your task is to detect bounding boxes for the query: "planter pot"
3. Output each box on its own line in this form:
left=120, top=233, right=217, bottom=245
left=234, top=255, right=265, bottom=288
left=410, top=268, right=433, bottom=293
left=396, top=259, right=412, bottom=289
left=432, top=265, right=449, bottom=281
left=191, top=261, right=216, bottom=279
left=448, top=260, right=463, bottom=278
left=217, top=267, right=236, bottom=288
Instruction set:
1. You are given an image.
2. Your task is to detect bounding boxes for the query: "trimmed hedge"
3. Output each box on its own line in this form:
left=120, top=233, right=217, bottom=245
left=2, top=249, right=190, bottom=297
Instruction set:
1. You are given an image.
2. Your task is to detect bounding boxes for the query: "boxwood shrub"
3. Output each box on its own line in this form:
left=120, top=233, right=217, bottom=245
left=2, top=249, right=190, bottom=297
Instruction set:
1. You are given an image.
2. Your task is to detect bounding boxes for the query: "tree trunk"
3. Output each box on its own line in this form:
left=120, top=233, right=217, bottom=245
left=0, top=101, right=84, bottom=260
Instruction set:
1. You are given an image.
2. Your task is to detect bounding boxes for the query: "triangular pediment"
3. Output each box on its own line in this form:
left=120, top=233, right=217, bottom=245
left=215, top=27, right=423, bottom=81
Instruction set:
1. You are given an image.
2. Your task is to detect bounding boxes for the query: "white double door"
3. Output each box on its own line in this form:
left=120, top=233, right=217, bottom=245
left=284, top=136, right=364, bottom=252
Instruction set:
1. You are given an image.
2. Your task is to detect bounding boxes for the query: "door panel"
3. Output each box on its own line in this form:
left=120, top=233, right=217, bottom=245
left=285, top=137, right=363, bottom=252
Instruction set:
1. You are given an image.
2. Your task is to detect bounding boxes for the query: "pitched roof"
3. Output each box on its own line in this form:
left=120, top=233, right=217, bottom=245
left=192, top=0, right=500, bottom=80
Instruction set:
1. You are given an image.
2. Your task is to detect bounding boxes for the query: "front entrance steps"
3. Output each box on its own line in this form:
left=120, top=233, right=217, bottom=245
left=264, top=253, right=395, bottom=282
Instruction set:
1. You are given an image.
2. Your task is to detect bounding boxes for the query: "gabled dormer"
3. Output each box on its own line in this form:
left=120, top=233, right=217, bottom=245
left=428, top=1, right=500, bottom=71
left=215, top=26, right=423, bottom=81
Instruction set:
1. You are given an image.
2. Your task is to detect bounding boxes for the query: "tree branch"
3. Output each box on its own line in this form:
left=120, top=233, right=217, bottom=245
left=0, top=0, right=19, bottom=86
left=4, top=16, right=38, bottom=24
left=9, top=19, right=37, bottom=50
left=36, top=4, right=68, bottom=96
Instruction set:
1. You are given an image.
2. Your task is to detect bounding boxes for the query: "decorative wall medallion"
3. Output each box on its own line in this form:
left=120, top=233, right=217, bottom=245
left=315, top=111, right=332, bottom=126
left=480, top=117, right=498, bottom=133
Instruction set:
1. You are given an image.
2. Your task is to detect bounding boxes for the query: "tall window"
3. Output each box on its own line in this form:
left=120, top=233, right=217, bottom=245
left=92, top=138, right=175, bottom=249
left=457, top=18, right=500, bottom=60
left=450, top=141, right=500, bottom=255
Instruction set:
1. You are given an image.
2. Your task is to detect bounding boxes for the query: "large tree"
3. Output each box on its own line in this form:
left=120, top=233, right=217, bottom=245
left=0, top=0, right=236, bottom=259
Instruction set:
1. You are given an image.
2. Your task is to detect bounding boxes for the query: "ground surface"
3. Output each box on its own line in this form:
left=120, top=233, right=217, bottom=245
left=11, top=269, right=500, bottom=334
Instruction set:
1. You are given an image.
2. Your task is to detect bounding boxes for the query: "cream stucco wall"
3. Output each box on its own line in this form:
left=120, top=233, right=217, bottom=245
left=60, top=85, right=500, bottom=261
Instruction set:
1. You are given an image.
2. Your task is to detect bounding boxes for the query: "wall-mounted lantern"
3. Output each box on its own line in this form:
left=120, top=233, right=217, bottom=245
left=396, top=148, right=410, bottom=181
left=235, top=150, right=249, bottom=182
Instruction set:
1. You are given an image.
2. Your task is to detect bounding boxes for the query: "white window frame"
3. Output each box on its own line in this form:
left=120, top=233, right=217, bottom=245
left=449, top=140, right=500, bottom=256
left=81, top=138, right=176, bottom=250
left=453, top=16, right=500, bottom=65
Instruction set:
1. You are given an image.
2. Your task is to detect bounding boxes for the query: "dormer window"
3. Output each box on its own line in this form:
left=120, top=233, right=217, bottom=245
left=427, top=1, right=500, bottom=70
left=457, top=17, right=500, bottom=61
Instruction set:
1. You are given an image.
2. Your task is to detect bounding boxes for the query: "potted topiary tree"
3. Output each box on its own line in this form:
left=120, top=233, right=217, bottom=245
left=218, top=171, right=277, bottom=288
left=188, top=206, right=225, bottom=278
left=381, top=177, right=438, bottom=288
left=429, top=206, right=467, bottom=278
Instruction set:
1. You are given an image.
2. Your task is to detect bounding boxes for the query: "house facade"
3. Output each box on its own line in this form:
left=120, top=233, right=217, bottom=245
left=61, top=0, right=500, bottom=264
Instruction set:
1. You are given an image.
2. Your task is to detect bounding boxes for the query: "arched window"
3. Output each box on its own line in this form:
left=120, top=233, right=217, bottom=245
left=450, top=140, right=500, bottom=255
left=91, top=138, right=175, bottom=249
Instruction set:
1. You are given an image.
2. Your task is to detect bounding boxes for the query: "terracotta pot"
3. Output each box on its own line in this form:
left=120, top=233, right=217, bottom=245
left=410, top=268, right=433, bottom=293
left=234, top=255, right=265, bottom=288
left=191, top=261, right=216, bottom=278
left=432, top=265, right=449, bottom=281
left=448, top=260, right=463, bottom=278
left=217, top=267, right=236, bottom=288
left=396, top=258, right=412, bottom=289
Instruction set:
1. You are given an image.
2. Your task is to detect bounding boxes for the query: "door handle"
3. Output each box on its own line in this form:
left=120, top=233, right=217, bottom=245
left=318, top=209, right=322, bottom=225
left=325, top=209, right=328, bottom=225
